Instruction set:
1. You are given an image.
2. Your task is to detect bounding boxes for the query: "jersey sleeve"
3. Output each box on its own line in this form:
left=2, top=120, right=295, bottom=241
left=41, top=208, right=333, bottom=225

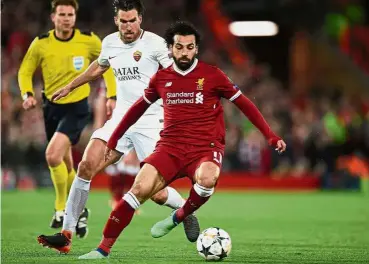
left=215, top=68, right=242, bottom=101
left=18, top=37, right=42, bottom=97
left=143, top=74, right=160, bottom=104
left=97, top=36, right=110, bottom=67
left=89, top=32, right=103, bottom=59
left=153, top=37, right=173, bottom=68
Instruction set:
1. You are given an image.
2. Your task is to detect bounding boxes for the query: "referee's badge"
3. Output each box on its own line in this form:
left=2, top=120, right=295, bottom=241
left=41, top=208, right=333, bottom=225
left=73, top=56, right=84, bottom=70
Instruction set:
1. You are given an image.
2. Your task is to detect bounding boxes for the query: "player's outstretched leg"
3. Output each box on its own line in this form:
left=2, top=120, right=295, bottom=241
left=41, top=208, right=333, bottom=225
left=37, top=139, right=121, bottom=253
left=78, top=163, right=167, bottom=259
left=151, top=161, right=219, bottom=240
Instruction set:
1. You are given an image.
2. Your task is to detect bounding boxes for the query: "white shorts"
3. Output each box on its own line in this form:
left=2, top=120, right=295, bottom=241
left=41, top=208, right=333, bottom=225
left=91, top=112, right=162, bottom=162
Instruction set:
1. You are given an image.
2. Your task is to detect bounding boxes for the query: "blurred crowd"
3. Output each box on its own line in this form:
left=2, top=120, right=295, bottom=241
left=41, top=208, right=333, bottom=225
left=1, top=0, right=369, bottom=189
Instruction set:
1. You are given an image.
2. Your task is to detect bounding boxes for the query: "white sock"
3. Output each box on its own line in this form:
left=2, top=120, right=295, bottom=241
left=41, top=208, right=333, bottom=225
left=194, top=183, right=214, bottom=197
left=62, top=176, right=91, bottom=232
left=163, top=186, right=186, bottom=209
left=123, top=191, right=141, bottom=210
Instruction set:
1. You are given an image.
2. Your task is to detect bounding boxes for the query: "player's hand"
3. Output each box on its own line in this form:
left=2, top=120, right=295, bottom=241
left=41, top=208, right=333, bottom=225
left=104, top=146, right=114, bottom=163
left=275, top=139, right=287, bottom=154
left=51, top=87, right=72, bottom=102
left=106, top=98, right=116, bottom=118
left=268, top=137, right=287, bottom=154
left=22, top=96, right=37, bottom=110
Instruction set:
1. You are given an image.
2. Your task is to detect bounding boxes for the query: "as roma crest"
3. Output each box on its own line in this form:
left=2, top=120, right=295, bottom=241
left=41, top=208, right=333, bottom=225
left=133, top=50, right=142, bottom=62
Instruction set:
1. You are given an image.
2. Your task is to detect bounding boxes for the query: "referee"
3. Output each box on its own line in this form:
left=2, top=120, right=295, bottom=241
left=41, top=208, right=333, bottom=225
left=18, top=0, right=116, bottom=238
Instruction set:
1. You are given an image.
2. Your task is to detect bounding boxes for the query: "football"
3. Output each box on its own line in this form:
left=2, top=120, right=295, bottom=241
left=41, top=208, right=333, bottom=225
left=196, top=227, right=232, bottom=261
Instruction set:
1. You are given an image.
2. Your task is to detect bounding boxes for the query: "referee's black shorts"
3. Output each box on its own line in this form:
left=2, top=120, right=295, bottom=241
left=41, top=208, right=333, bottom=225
left=42, top=94, right=90, bottom=145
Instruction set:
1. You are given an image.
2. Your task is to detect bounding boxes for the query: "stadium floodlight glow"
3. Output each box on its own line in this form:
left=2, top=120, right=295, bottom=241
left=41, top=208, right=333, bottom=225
left=229, top=21, right=279, bottom=37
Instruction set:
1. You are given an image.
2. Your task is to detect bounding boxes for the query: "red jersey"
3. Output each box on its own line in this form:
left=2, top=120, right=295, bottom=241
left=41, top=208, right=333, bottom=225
left=143, top=59, right=241, bottom=149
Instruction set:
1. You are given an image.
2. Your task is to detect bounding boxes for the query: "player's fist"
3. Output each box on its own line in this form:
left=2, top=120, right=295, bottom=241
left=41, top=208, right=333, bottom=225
left=275, top=139, right=287, bottom=154
left=51, top=87, right=72, bottom=102
left=268, top=137, right=287, bottom=154
left=22, top=96, right=37, bottom=110
left=106, top=98, right=116, bottom=118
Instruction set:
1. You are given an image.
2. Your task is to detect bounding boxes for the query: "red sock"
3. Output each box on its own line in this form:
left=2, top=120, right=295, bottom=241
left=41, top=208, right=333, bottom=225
left=110, top=174, right=125, bottom=203
left=98, top=199, right=135, bottom=254
left=174, top=186, right=210, bottom=223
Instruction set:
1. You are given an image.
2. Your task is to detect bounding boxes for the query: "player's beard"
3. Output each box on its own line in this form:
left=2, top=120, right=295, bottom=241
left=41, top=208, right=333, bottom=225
left=120, top=31, right=139, bottom=44
left=173, top=56, right=196, bottom=71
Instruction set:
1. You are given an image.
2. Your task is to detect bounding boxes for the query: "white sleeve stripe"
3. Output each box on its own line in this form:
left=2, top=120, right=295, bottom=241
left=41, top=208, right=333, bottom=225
left=143, top=94, right=152, bottom=104
left=229, top=90, right=242, bottom=102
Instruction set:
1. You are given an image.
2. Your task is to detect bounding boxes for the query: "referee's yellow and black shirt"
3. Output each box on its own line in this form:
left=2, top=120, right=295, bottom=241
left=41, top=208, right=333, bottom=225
left=18, top=29, right=116, bottom=104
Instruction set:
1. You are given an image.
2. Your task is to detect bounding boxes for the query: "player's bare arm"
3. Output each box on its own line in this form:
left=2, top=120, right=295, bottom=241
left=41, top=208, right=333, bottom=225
left=52, top=60, right=109, bottom=101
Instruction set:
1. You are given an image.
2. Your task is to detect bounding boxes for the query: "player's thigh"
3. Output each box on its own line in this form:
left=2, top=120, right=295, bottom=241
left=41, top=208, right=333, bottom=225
left=188, top=150, right=223, bottom=188
left=78, top=138, right=122, bottom=178
left=143, top=146, right=184, bottom=185
left=131, top=129, right=161, bottom=161
left=45, top=132, right=71, bottom=166
left=63, top=146, right=74, bottom=172
left=130, top=163, right=167, bottom=204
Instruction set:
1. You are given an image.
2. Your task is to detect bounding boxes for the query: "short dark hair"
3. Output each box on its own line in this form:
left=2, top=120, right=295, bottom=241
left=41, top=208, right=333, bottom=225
left=164, top=21, right=201, bottom=48
left=113, top=0, right=144, bottom=16
left=51, top=0, right=79, bottom=13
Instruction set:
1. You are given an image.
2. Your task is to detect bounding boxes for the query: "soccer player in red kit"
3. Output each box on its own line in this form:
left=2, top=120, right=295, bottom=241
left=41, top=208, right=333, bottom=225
left=79, top=21, right=286, bottom=259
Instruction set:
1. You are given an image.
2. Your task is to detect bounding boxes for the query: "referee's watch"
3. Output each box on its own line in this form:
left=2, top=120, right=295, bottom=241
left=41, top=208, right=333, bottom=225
left=22, top=92, right=34, bottom=101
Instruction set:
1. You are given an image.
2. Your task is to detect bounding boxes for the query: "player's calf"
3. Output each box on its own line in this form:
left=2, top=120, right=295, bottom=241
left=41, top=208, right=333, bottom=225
left=77, top=159, right=96, bottom=181
left=150, top=188, right=168, bottom=205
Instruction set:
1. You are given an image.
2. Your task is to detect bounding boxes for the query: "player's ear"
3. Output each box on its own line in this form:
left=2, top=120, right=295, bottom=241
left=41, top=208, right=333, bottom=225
left=138, top=15, right=142, bottom=25
left=51, top=13, right=55, bottom=23
left=114, top=16, right=119, bottom=27
left=195, top=46, right=199, bottom=55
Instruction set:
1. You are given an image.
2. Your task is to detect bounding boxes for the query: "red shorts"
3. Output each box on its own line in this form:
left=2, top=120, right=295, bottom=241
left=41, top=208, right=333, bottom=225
left=142, top=143, right=224, bottom=184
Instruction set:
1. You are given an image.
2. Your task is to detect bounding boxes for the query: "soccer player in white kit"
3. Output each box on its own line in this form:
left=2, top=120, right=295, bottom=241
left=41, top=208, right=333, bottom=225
left=37, top=0, right=199, bottom=254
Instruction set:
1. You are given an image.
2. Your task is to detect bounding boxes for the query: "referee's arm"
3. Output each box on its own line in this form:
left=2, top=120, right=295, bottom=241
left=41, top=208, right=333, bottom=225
left=18, top=38, right=41, bottom=100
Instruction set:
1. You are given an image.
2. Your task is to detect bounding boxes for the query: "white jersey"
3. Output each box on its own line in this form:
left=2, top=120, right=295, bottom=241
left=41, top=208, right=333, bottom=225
left=98, top=30, right=172, bottom=129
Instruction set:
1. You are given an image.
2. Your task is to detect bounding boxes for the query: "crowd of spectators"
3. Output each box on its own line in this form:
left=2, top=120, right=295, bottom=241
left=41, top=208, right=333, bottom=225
left=2, top=0, right=368, bottom=190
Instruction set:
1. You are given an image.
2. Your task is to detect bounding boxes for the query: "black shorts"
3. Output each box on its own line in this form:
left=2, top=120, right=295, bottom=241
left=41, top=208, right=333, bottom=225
left=42, top=94, right=90, bottom=145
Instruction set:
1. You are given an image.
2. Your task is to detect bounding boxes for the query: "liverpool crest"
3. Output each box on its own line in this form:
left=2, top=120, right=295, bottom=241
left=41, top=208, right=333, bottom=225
left=196, top=78, right=205, bottom=90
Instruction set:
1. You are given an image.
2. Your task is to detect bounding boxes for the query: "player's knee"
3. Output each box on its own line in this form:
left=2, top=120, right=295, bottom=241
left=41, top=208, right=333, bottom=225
left=150, top=188, right=168, bottom=205
left=130, top=182, right=152, bottom=204
left=77, top=160, right=95, bottom=180
left=45, top=149, right=63, bottom=167
left=196, top=162, right=220, bottom=188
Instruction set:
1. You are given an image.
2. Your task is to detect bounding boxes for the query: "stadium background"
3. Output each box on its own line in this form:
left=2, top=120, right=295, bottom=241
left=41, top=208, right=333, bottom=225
left=1, top=1, right=369, bottom=263
left=2, top=0, right=368, bottom=191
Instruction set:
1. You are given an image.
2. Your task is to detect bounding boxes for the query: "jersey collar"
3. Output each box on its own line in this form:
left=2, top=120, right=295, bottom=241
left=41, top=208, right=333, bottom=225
left=53, top=29, right=75, bottom=42
left=172, top=58, right=198, bottom=76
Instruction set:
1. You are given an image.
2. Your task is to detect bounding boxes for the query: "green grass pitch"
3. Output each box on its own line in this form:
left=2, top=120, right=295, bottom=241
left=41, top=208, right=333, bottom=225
left=2, top=190, right=369, bottom=263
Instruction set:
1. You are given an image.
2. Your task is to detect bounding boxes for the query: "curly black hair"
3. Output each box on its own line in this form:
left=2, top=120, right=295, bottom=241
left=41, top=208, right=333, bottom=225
left=113, top=0, right=144, bottom=15
left=164, top=21, right=201, bottom=48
